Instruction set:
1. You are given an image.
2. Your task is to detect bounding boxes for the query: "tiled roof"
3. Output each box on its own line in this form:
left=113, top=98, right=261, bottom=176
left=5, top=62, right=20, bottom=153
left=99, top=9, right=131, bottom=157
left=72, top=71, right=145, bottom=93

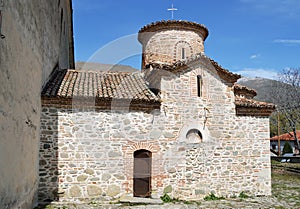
left=138, top=20, right=209, bottom=42
left=234, top=84, right=257, bottom=98
left=235, top=97, right=276, bottom=109
left=208, top=58, right=241, bottom=83
left=41, top=69, right=275, bottom=116
left=235, top=97, right=276, bottom=116
left=270, top=131, right=300, bottom=141
left=145, top=53, right=241, bottom=83
left=42, top=69, right=160, bottom=105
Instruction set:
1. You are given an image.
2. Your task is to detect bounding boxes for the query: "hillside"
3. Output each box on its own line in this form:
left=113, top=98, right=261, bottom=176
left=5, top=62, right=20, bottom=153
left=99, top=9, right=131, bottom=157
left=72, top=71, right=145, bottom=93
left=238, top=77, right=300, bottom=136
left=75, top=62, right=139, bottom=73
left=237, top=77, right=295, bottom=106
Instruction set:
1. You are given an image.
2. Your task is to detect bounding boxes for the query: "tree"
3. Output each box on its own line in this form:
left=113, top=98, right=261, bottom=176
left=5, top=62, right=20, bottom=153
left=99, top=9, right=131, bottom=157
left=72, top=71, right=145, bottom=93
left=282, top=141, right=293, bottom=155
left=269, top=68, right=300, bottom=151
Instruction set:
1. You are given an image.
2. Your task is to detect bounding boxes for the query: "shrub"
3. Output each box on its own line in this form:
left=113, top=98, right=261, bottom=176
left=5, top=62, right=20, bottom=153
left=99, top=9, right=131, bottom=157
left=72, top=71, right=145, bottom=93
left=160, top=194, right=200, bottom=205
left=160, top=193, right=172, bottom=203
left=282, top=142, right=293, bottom=155
left=238, top=191, right=249, bottom=198
left=203, top=193, right=225, bottom=201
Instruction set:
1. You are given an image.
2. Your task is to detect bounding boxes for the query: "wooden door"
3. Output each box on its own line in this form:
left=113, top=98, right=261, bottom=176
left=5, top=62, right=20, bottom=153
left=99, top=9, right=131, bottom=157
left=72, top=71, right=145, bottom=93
left=133, top=149, right=151, bottom=197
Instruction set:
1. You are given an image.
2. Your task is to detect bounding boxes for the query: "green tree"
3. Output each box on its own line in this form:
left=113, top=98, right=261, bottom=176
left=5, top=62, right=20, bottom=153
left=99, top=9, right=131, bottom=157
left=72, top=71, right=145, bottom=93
left=269, top=68, right=300, bottom=150
left=282, top=141, right=293, bottom=155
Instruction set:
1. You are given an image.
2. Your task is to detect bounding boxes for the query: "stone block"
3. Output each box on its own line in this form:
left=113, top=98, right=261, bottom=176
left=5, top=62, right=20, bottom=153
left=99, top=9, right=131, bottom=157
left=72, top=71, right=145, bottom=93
left=163, top=185, right=172, bottom=193
left=102, top=173, right=111, bottom=181
left=87, top=185, right=102, bottom=196
left=77, top=175, right=88, bottom=182
left=69, top=185, right=82, bottom=197
left=108, top=150, right=122, bottom=158
left=107, top=185, right=120, bottom=197
left=84, top=168, right=95, bottom=175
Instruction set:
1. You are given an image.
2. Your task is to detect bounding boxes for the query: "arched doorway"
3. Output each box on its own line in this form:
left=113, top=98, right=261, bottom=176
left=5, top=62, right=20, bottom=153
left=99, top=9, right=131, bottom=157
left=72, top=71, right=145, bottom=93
left=133, top=149, right=151, bottom=197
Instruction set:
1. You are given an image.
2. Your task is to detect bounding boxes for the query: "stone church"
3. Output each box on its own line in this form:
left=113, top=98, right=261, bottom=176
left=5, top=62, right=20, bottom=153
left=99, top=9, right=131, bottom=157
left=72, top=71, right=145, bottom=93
left=39, top=20, right=275, bottom=202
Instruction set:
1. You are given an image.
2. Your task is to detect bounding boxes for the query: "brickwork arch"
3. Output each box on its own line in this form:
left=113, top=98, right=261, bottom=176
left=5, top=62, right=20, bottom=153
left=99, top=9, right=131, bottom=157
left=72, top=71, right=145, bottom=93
left=190, top=68, right=207, bottom=98
left=174, top=41, right=193, bottom=61
left=122, top=141, right=164, bottom=195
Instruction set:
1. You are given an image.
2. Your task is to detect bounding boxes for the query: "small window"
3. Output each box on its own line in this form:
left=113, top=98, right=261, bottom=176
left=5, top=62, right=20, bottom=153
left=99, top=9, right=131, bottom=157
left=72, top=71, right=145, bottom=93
left=181, top=48, right=185, bottom=59
left=186, top=129, right=202, bottom=142
left=0, top=10, right=4, bottom=39
left=197, top=75, right=202, bottom=97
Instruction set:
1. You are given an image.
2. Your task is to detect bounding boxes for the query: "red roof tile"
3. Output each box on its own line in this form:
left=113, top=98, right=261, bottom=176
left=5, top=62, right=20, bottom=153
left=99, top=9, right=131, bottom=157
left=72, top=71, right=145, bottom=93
left=271, top=131, right=300, bottom=141
left=138, top=20, right=209, bottom=42
left=42, top=69, right=160, bottom=102
left=234, top=84, right=257, bottom=98
left=235, top=97, right=276, bottom=109
left=145, top=53, right=241, bottom=83
left=235, top=97, right=276, bottom=116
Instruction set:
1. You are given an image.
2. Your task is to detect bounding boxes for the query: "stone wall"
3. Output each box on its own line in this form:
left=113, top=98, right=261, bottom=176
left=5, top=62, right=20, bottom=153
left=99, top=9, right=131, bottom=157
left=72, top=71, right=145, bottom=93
left=141, top=30, right=204, bottom=67
left=39, top=107, right=169, bottom=202
left=0, top=1, right=73, bottom=208
left=39, top=63, right=271, bottom=202
left=157, top=63, right=271, bottom=198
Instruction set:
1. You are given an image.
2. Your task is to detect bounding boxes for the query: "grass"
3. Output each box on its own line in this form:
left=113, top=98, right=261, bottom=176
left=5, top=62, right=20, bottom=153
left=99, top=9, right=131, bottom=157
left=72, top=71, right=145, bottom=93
left=203, top=193, right=225, bottom=201
left=160, top=193, right=201, bottom=205
left=238, top=191, right=250, bottom=199
left=271, top=161, right=300, bottom=207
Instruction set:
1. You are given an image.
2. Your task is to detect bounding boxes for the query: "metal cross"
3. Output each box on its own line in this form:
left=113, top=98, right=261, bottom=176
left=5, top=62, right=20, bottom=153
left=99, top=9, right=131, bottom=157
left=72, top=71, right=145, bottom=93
left=167, top=4, right=178, bottom=19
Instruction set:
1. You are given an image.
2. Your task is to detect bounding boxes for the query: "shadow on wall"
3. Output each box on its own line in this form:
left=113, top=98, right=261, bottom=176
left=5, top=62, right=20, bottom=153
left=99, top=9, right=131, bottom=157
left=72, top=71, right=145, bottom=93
left=38, top=108, right=59, bottom=204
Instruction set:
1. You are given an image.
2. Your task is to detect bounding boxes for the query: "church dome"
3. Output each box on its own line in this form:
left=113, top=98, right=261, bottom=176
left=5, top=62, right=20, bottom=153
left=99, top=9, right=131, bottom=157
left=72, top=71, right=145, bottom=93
left=138, top=20, right=209, bottom=68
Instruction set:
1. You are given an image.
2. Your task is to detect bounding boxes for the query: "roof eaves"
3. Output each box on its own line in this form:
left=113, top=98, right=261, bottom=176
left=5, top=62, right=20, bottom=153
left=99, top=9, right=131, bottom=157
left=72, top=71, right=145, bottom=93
left=146, top=53, right=241, bottom=83
left=235, top=97, right=276, bottom=116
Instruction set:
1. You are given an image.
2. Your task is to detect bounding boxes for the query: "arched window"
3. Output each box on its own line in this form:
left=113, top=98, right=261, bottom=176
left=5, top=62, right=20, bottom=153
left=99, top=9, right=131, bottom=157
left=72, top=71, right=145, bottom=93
left=0, top=6, right=5, bottom=39
left=197, top=75, right=202, bottom=97
left=174, top=41, right=193, bottom=61
left=186, top=129, right=203, bottom=142
left=181, top=48, right=185, bottom=59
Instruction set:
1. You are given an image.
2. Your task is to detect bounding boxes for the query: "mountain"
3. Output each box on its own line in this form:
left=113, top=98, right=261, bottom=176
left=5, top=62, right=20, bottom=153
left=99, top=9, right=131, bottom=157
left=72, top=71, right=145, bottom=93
left=75, top=62, right=139, bottom=73
left=237, top=77, right=292, bottom=106
left=238, top=76, right=300, bottom=136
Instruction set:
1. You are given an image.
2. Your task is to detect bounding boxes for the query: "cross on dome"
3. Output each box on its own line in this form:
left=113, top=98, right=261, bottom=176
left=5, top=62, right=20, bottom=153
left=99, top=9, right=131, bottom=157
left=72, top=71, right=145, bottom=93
left=167, top=4, right=178, bottom=19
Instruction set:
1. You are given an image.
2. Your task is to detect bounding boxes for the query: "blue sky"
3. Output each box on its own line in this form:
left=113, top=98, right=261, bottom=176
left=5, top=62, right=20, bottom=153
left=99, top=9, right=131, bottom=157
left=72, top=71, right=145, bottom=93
left=73, top=0, right=300, bottom=79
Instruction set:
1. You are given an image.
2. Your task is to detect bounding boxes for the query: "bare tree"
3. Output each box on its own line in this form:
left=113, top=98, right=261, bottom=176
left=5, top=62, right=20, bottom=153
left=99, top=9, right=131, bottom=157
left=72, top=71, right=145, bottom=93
left=271, top=68, right=300, bottom=152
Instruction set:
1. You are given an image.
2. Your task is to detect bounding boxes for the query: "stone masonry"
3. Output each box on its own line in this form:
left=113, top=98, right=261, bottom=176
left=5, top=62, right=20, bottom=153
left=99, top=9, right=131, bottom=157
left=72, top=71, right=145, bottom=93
left=39, top=20, right=274, bottom=203
left=138, top=21, right=208, bottom=68
left=39, top=65, right=272, bottom=202
left=0, top=1, right=73, bottom=208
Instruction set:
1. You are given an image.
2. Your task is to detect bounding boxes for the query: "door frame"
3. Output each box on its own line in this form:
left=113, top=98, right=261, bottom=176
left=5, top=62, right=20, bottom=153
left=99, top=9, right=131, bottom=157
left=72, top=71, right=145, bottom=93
left=133, top=149, right=152, bottom=197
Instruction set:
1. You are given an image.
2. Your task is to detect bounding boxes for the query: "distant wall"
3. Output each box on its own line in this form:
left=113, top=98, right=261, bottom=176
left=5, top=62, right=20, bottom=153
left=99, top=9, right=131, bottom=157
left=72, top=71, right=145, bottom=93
left=0, top=0, right=73, bottom=208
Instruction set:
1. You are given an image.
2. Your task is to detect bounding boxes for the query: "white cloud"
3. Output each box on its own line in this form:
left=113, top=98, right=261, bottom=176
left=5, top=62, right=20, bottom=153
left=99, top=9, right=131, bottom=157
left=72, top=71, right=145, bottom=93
left=235, top=68, right=278, bottom=79
left=250, top=54, right=260, bottom=59
left=273, top=39, right=300, bottom=45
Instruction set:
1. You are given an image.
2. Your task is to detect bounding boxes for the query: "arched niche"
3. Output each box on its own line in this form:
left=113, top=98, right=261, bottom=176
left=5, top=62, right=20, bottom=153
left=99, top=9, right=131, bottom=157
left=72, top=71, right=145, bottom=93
left=186, top=129, right=203, bottom=142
